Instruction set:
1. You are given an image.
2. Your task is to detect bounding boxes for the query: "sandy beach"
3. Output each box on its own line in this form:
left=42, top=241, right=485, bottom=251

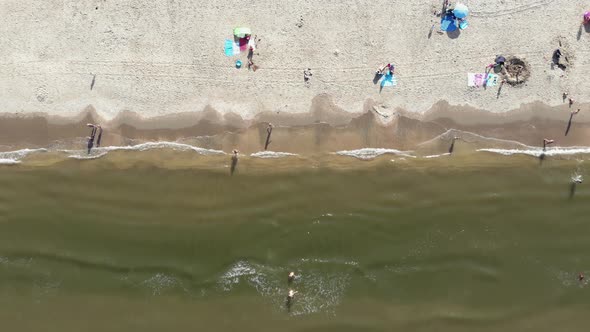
left=2, top=0, right=590, bottom=151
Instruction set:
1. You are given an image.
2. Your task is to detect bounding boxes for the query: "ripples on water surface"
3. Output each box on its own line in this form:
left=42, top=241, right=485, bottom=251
left=0, top=142, right=590, bottom=331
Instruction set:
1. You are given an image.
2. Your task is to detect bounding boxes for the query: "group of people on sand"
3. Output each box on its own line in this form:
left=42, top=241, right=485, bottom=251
left=86, top=123, right=103, bottom=154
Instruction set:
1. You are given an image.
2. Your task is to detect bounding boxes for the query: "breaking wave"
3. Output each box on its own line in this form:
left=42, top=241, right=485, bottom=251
left=335, top=148, right=415, bottom=160
left=0, top=148, right=47, bottom=165
left=250, top=151, right=299, bottom=159
left=217, top=258, right=357, bottom=316
left=478, top=147, right=590, bottom=157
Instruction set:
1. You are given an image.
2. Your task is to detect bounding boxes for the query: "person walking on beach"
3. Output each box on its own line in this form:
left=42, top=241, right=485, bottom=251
left=303, top=68, right=313, bottom=86
left=543, top=138, right=554, bottom=151
left=96, top=125, right=103, bottom=147
left=264, top=123, right=273, bottom=150
left=86, top=123, right=98, bottom=154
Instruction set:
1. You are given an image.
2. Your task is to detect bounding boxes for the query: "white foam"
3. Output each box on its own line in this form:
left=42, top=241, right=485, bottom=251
left=0, top=148, right=47, bottom=164
left=572, top=174, right=583, bottom=184
left=68, top=151, right=109, bottom=160
left=61, top=141, right=226, bottom=159
left=478, top=147, right=590, bottom=157
left=250, top=151, right=299, bottom=159
left=0, top=158, right=20, bottom=165
left=100, top=142, right=226, bottom=155
left=141, top=273, right=186, bottom=296
left=423, top=153, right=451, bottom=159
left=218, top=261, right=279, bottom=296
left=335, top=148, right=415, bottom=160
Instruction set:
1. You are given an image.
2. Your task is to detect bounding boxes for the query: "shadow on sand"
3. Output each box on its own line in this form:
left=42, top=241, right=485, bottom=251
left=447, top=29, right=461, bottom=39
left=373, top=73, right=383, bottom=85
left=565, top=113, right=574, bottom=136
left=578, top=23, right=590, bottom=40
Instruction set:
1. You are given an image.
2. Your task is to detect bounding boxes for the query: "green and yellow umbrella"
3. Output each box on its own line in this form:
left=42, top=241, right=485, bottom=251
left=233, top=27, right=252, bottom=38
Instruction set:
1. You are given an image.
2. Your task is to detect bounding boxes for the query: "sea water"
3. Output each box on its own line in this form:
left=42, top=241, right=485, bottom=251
left=0, top=144, right=589, bottom=331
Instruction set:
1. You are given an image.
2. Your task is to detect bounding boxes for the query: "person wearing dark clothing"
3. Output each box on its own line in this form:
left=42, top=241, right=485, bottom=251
left=86, top=124, right=97, bottom=154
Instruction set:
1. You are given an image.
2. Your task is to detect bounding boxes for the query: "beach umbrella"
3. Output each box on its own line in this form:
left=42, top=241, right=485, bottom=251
left=584, top=11, right=590, bottom=23
left=453, top=3, right=469, bottom=19
left=233, top=27, right=251, bottom=38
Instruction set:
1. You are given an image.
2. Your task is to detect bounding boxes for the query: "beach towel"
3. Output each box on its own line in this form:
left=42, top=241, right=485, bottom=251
left=484, top=73, right=499, bottom=87
left=224, top=39, right=238, bottom=56
left=468, top=73, right=499, bottom=87
left=224, top=38, right=256, bottom=56
left=441, top=13, right=457, bottom=32
left=381, top=73, right=398, bottom=87
left=459, top=19, right=469, bottom=30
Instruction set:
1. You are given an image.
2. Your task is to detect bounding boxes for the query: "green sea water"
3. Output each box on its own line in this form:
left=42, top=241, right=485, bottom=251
left=1, top=151, right=589, bottom=331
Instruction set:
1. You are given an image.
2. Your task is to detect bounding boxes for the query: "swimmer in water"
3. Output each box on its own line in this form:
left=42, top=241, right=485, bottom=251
left=287, top=289, right=297, bottom=303
left=579, top=272, right=585, bottom=282
left=288, top=271, right=296, bottom=283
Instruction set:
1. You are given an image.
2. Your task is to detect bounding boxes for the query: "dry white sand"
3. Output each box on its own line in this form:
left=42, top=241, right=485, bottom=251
left=1, top=0, right=590, bottom=121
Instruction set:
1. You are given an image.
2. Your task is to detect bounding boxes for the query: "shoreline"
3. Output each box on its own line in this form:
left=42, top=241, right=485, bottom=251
left=1, top=97, right=589, bottom=155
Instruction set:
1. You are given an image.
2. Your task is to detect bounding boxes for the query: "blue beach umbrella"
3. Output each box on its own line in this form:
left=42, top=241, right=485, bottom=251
left=453, top=3, right=469, bottom=19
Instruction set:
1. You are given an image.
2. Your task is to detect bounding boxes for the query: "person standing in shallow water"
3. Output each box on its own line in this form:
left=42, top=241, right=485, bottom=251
left=86, top=123, right=97, bottom=154
left=96, top=125, right=103, bottom=147
left=230, top=149, right=239, bottom=175
left=286, top=289, right=298, bottom=310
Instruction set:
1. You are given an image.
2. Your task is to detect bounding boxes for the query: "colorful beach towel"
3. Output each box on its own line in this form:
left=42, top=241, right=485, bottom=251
left=459, top=19, right=469, bottom=30
left=484, top=73, right=499, bottom=87
left=380, top=73, right=398, bottom=87
left=224, top=38, right=256, bottom=56
left=468, top=73, right=499, bottom=87
left=441, top=13, right=457, bottom=32
left=224, top=39, right=238, bottom=56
